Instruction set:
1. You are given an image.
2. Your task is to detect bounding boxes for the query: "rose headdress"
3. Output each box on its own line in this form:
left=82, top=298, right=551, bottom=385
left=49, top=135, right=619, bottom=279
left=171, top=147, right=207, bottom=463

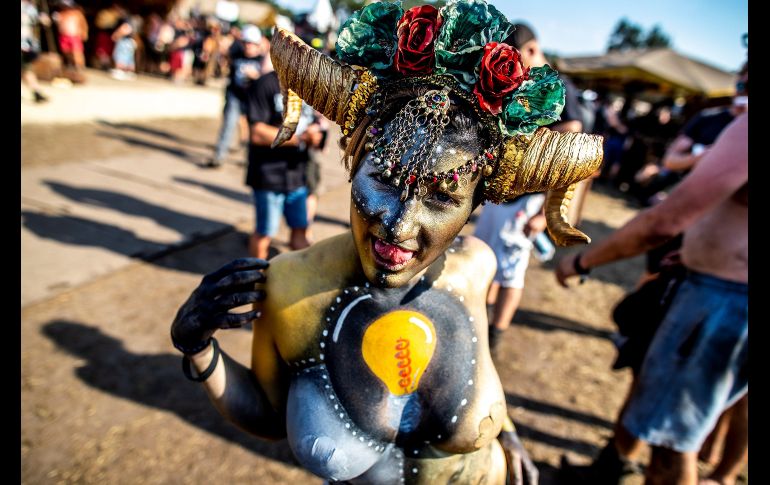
left=270, top=0, right=603, bottom=246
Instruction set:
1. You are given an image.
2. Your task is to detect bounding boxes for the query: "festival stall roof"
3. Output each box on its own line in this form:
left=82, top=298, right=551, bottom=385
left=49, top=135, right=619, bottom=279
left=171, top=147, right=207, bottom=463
left=556, top=48, right=736, bottom=98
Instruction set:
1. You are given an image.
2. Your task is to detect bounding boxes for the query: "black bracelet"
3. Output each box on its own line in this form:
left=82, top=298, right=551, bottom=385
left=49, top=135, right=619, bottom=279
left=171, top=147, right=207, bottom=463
left=182, top=338, right=220, bottom=382
left=573, top=251, right=591, bottom=275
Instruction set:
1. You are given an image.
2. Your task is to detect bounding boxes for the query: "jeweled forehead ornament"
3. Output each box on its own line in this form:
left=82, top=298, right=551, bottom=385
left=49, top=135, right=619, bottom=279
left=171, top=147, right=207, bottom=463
left=365, top=87, right=496, bottom=202
left=267, top=0, right=605, bottom=247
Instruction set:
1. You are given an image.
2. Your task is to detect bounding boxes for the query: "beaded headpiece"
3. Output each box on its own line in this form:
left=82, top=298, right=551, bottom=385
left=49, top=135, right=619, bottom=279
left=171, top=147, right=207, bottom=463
left=365, top=84, right=499, bottom=202
left=269, top=0, right=604, bottom=246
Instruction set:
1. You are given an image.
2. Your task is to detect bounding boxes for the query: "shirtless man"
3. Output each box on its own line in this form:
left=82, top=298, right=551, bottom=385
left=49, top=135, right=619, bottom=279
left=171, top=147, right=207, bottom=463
left=556, top=69, right=748, bottom=484
left=54, top=0, right=88, bottom=74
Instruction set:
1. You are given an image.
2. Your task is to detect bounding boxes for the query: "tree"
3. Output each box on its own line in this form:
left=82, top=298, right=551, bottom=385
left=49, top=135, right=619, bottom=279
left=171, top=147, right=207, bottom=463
left=644, top=25, right=672, bottom=49
left=607, top=18, right=671, bottom=52
left=330, top=0, right=366, bottom=12
left=401, top=0, right=446, bottom=9
left=330, top=0, right=446, bottom=13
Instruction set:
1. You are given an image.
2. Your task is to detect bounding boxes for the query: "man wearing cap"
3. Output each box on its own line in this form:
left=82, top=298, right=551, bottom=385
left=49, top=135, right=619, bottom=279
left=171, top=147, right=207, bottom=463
left=208, top=24, right=265, bottom=168
left=243, top=41, right=324, bottom=259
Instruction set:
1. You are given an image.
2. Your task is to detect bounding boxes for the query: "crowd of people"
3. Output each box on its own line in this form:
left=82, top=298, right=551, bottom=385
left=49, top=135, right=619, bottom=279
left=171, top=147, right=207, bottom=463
left=21, top=0, right=293, bottom=87
left=586, top=84, right=746, bottom=212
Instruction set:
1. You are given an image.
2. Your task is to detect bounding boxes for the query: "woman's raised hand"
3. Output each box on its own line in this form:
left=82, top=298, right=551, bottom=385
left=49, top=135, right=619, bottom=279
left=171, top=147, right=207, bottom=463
left=171, top=258, right=268, bottom=355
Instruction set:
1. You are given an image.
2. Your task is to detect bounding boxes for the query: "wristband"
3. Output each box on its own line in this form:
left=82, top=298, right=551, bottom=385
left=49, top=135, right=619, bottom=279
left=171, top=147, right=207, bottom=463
left=573, top=252, right=591, bottom=284
left=573, top=252, right=591, bottom=275
left=182, top=338, right=219, bottom=382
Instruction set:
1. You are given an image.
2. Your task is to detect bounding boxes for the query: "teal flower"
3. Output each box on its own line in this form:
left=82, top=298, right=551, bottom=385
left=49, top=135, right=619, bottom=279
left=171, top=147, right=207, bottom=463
left=336, top=2, right=403, bottom=75
left=500, top=65, right=566, bottom=136
left=434, top=0, right=514, bottom=88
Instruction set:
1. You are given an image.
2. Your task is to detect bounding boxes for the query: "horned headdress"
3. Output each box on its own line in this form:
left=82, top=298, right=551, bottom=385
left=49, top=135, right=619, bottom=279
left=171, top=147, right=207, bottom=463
left=270, top=0, right=603, bottom=246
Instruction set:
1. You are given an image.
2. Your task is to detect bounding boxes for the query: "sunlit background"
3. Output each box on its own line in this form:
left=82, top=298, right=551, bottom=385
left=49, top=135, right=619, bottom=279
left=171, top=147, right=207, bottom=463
left=277, top=0, right=747, bottom=71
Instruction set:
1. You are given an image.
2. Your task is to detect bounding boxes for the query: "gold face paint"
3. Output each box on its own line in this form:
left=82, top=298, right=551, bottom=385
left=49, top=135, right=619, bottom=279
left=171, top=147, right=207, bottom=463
left=349, top=123, right=484, bottom=288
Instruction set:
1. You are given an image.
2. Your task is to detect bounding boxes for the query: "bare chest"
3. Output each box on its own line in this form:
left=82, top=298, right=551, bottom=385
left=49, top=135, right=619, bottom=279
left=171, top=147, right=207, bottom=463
left=283, top=277, right=498, bottom=482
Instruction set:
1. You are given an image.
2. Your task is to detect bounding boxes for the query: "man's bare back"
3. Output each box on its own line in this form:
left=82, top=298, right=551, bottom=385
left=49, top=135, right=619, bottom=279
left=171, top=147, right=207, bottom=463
left=56, top=8, right=87, bottom=38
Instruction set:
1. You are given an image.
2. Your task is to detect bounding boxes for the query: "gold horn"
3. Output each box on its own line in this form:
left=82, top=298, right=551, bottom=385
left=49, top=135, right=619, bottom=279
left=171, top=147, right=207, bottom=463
left=544, top=184, right=591, bottom=246
left=272, top=87, right=304, bottom=148
left=485, top=127, right=603, bottom=246
left=270, top=28, right=375, bottom=147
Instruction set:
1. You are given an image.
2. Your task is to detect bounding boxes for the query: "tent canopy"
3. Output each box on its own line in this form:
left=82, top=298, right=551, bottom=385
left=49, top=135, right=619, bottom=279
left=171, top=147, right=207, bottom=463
left=556, top=48, right=736, bottom=98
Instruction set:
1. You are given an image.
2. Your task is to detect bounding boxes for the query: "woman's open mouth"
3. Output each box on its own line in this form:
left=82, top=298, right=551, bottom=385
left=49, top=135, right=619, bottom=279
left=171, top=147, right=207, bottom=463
left=372, top=238, right=416, bottom=272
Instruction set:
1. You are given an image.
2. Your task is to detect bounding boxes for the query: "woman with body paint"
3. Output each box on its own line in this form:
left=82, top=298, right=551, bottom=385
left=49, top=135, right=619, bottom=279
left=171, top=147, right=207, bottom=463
left=170, top=2, right=602, bottom=483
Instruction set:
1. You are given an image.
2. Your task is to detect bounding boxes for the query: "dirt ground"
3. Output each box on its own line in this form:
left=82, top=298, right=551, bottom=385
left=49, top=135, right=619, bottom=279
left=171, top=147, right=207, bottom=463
left=21, top=118, right=746, bottom=484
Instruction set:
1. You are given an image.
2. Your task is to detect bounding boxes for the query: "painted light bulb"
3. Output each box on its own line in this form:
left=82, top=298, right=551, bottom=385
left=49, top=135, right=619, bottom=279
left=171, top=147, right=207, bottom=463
left=361, top=311, right=437, bottom=396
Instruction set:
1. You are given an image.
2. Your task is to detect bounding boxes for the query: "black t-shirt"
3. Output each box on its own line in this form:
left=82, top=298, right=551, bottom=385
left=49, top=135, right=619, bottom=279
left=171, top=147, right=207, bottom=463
left=227, top=54, right=263, bottom=100
left=682, top=107, right=734, bottom=146
left=245, top=71, right=310, bottom=192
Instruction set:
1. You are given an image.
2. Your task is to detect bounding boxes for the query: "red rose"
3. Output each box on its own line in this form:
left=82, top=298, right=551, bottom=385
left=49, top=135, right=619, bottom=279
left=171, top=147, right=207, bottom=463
left=394, top=5, right=442, bottom=76
left=473, top=42, right=530, bottom=115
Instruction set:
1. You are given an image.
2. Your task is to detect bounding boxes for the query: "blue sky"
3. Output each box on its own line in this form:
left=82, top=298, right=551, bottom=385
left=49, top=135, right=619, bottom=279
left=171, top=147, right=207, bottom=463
left=275, top=0, right=748, bottom=72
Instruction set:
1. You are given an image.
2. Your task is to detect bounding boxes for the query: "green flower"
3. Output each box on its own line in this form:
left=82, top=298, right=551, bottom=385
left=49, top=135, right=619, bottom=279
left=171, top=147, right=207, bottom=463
left=336, top=2, right=403, bottom=75
left=434, top=0, right=514, bottom=88
left=500, top=65, right=566, bottom=136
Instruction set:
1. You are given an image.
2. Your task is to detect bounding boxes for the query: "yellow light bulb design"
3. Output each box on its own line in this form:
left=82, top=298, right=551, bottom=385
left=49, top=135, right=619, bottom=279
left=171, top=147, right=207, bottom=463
left=361, top=310, right=437, bottom=395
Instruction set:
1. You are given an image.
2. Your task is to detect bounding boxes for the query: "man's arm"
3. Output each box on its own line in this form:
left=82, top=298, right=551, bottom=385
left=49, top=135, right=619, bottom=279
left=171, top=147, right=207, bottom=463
left=556, top=113, right=748, bottom=286
left=605, top=105, right=628, bottom=134
left=251, top=122, right=299, bottom=147
left=250, top=121, right=324, bottom=148
left=661, top=134, right=706, bottom=172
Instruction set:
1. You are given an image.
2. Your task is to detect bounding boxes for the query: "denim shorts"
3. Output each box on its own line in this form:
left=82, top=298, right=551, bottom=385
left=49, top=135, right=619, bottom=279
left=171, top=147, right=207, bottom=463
left=253, top=187, right=309, bottom=237
left=113, top=38, right=136, bottom=68
left=621, top=270, right=748, bottom=452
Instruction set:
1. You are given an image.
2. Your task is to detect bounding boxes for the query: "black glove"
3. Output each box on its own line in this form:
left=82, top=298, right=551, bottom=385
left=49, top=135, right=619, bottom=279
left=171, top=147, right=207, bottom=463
left=171, top=258, right=268, bottom=354
left=499, top=429, right=539, bottom=485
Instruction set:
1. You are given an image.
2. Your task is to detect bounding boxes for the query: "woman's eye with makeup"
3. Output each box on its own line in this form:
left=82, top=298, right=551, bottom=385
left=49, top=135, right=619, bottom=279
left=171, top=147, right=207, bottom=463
left=368, top=171, right=389, bottom=184
left=429, top=191, right=457, bottom=206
